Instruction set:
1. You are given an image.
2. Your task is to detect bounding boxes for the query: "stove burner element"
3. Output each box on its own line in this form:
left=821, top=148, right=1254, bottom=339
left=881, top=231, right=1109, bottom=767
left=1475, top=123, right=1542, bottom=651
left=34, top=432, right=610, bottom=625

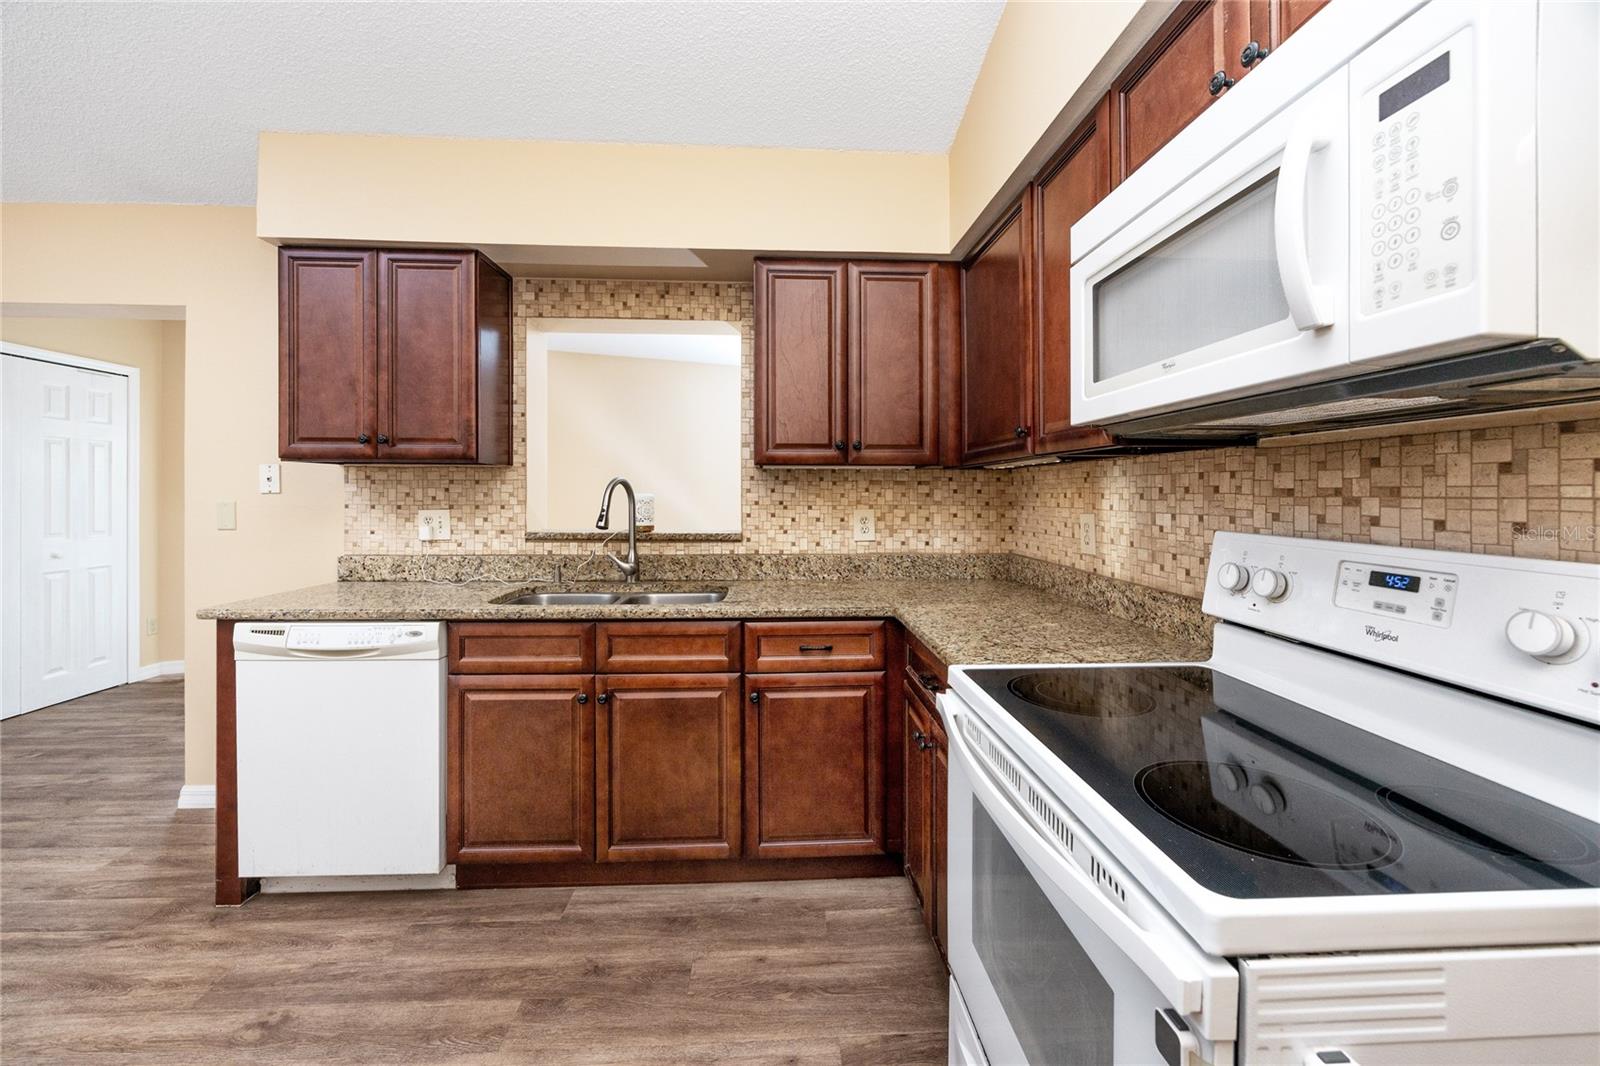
left=1378, top=786, right=1600, bottom=866
left=1006, top=668, right=1168, bottom=718
left=1136, top=760, right=1403, bottom=871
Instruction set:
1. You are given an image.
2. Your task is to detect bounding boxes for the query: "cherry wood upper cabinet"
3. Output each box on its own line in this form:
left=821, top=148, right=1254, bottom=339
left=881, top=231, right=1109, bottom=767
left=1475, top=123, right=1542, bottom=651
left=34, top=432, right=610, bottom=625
left=447, top=675, right=595, bottom=865
left=279, top=249, right=379, bottom=462
left=1108, top=0, right=1254, bottom=186
left=1033, top=101, right=1118, bottom=456
left=847, top=262, right=942, bottom=466
left=743, top=671, right=886, bottom=859
left=279, top=247, right=510, bottom=464
left=755, top=259, right=951, bottom=467
left=754, top=260, right=848, bottom=465
left=960, top=194, right=1035, bottom=466
left=596, top=673, right=743, bottom=863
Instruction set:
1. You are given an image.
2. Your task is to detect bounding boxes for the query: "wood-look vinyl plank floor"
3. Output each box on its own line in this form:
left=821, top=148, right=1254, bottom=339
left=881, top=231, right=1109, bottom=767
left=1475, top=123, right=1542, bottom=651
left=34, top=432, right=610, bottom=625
left=1, top=678, right=948, bottom=1064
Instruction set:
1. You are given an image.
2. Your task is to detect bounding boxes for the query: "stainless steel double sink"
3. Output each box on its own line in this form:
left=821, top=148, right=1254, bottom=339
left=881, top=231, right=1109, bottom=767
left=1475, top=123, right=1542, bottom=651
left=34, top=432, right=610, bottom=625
left=494, top=588, right=728, bottom=607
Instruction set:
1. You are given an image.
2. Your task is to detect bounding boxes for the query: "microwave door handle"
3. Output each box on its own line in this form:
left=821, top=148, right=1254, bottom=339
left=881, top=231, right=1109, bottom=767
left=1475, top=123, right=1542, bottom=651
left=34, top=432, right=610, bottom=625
left=1273, top=113, right=1335, bottom=330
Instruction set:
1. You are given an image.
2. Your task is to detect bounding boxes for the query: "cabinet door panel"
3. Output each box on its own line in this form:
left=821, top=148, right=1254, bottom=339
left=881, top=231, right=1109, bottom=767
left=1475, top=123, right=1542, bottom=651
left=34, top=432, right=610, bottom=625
left=449, top=675, right=594, bottom=864
left=377, top=250, right=477, bottom=461
left=930, top=714, right=949, bottom=953
left=960, top=198, right=1034, bottom=465
left=744, top=672, right=885, bottom=859
left=279, top=249, right=378, bottom=461
left=596, top=674, right=742, bottom=862
left=903, top=691, right=932, bottom=913
left=754, top=261, right=847, bottom=465
left=1110, top=0, right=1252, bottom=185
left=848, top=262, right=939, bottom=465
left=1033, top=103, right=1118, bottom=456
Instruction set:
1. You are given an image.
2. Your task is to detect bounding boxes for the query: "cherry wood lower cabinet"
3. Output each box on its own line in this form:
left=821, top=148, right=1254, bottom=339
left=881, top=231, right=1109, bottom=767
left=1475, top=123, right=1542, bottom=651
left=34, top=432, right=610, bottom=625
left=595, top=673, right=742, bottom=862
left=902, top=633, right=950, bottom=952
left=447, top=674, right=596, bottom=864
left=743, top=671, right=886, bottom=859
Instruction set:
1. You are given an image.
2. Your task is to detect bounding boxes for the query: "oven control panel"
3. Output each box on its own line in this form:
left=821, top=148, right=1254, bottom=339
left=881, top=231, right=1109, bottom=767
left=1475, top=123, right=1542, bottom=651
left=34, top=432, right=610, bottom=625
left=1358, top=27, right=1476, bottom=315
left=1334, top=560, right=1457, bottom=627
left=1203, top=533, right=1599, bottom=727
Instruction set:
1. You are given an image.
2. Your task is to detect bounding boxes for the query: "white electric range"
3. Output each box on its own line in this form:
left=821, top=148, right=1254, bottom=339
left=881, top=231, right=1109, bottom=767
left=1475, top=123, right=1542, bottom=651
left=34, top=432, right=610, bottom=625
left=941, top=533, right=1600, bottom=1066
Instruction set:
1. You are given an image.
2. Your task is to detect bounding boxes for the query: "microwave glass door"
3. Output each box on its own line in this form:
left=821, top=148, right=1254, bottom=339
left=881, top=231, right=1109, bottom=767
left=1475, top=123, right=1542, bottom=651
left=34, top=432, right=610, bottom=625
left=1094, top=174, right=1291, bottom=383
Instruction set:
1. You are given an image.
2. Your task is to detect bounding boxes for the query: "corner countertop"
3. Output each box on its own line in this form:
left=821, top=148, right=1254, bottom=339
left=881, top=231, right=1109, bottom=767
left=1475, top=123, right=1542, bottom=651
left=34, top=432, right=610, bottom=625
left=198, top=578, right=1210, bottom=667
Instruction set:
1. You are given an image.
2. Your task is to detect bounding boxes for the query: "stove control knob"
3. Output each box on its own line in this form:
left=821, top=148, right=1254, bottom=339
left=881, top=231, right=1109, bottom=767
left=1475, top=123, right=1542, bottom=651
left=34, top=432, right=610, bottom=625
left=1251, top=567, right=1290, bottom=601
left=1505, top=609, right=1580, bottom=660
left=1215, top=763, right=1247, bottom=792
left=1250, top=781, right=1286, bottom=816
left=1216, top=562, right=1250, bottom=592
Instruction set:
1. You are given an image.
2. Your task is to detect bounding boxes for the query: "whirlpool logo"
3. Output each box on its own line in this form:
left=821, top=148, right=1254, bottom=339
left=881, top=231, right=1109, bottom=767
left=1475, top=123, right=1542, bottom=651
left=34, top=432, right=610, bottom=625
left=1363, top=625, right=1400, bottom=643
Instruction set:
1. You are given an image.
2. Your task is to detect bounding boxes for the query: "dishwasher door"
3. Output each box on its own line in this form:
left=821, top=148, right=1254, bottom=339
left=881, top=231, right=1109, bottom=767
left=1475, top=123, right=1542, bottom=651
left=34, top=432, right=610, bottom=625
left=235, top=622, right=447, bottom=877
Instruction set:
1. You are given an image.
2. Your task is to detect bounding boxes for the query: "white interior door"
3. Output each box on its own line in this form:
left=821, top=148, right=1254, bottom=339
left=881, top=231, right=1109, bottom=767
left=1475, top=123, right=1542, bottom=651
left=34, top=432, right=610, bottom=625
left=2, top=354, right=130, bottom=717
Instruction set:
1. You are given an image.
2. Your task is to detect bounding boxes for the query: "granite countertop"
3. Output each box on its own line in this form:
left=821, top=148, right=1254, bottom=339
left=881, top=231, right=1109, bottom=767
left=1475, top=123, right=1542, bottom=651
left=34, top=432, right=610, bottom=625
left=198, top=577, right=1210, bottom=666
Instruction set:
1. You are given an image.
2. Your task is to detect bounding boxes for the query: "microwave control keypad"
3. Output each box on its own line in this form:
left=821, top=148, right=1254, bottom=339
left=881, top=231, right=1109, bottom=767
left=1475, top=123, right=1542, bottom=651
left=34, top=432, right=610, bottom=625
left=1360, top=29, right=1476, bottom=316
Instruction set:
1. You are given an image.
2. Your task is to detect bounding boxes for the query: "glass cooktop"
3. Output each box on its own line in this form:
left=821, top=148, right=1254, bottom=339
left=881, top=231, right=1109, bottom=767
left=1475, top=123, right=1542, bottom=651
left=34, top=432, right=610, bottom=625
left=962, top=665, right=1600, bottom=900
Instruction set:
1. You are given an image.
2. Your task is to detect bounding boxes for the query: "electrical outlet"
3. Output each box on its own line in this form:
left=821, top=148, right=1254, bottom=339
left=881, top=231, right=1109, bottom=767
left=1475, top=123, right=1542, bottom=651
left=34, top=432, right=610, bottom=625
left=1078, top=513, right=1097, bottom=555
left=852, top=508, right=876, bottom=542
left=418, top=509, right=451, bottom=542
left=145, top=618, right=159, bottom=637
left=258, top=462, right=281, bottom=494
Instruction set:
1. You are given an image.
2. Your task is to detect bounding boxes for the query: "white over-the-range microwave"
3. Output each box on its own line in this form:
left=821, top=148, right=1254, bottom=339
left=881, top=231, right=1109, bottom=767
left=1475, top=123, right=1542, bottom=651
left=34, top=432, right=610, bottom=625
left=1069, top=0, right=1599, bottom=439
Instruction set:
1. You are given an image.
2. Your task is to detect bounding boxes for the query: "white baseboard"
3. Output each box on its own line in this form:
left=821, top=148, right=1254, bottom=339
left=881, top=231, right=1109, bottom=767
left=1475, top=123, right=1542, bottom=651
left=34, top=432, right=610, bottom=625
left=133, top=659, right=185, bottom=682
left=176, top=784, right=216, bottom=810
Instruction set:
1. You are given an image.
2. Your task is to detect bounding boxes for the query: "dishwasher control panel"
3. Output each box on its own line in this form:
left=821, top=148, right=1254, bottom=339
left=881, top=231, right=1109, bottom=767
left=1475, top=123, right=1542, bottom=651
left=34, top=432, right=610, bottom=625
left=234, top=622, right=443, bottom=660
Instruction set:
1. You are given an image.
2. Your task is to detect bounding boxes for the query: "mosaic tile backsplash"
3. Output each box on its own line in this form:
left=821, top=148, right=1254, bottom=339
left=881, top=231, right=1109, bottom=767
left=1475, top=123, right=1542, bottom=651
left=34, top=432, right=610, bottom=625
left=344, top=279, right=1599, bottom=600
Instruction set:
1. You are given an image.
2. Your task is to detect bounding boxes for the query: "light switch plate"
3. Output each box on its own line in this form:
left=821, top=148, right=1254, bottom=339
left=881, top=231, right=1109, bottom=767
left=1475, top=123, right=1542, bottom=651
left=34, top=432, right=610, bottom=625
left=216, top=501, right=237, bottom=531
left=418, top=509, right=451, bottom=541
left=258, top=462, right=281, bottom=494
left=852, top=508, right=876, bottom=542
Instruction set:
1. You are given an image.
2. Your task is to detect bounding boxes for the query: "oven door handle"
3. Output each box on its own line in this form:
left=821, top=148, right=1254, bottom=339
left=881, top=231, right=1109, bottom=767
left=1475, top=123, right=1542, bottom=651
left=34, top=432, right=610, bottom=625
left=1273, top=104, right=1335, bottom=331
left=944, top=702, right=1237, bottom=1040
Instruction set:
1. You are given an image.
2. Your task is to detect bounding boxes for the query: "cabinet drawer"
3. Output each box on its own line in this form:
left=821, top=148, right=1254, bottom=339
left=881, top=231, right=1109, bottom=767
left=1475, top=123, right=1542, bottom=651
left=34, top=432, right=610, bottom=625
left=744, top=621, right=885, bottom=673
left=904, top=631, right=948, bottom=700
left=448, top=622, right=594, bottom=674
left=595, top=621, right=741, bottom=674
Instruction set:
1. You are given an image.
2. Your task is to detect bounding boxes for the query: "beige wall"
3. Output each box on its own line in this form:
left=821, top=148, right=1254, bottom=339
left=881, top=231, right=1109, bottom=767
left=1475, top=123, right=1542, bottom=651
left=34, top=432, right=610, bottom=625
left=258, top=133, right=951, bottom=254
left=543, top=350, right=740, bottom=532
left=0, top=204, right=346, bottom=786
left=0, top=315, right=186, bottom=666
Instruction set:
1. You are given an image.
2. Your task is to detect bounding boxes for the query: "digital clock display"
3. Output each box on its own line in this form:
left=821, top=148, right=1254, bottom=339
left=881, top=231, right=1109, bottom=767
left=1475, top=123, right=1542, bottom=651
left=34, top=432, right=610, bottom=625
left=1368, top=569, right=1421, bottom=594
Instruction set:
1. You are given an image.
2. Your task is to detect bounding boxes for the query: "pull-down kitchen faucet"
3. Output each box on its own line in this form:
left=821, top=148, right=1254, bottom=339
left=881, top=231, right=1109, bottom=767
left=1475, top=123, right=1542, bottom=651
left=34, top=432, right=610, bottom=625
left=595, top=477, right=641, bottom=582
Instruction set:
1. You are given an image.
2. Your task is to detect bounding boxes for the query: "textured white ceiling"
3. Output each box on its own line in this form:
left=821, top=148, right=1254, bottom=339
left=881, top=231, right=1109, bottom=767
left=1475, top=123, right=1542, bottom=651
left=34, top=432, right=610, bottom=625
left=2, top=1, right=1003, bottom=206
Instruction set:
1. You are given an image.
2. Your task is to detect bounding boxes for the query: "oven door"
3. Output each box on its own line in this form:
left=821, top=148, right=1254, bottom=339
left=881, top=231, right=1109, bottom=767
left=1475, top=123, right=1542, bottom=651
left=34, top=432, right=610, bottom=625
left=942, top=696, right=1237, bottom=1066
left=1071, top=71, right=1351, bottom=427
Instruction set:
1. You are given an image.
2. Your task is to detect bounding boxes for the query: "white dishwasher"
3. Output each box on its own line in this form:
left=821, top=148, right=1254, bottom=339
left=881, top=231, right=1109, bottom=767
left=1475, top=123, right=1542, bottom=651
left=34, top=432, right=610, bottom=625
left=235, top=621, right=446, bottom=877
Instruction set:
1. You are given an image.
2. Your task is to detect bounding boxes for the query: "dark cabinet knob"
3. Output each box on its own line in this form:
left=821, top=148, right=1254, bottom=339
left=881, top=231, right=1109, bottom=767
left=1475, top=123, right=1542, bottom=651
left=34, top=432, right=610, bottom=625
left=834, top=440, right=846, bottom=452
left=376, top=434, right=392, bottom=445
left=576, top=693, right=588, bottom=705
left=1014, top=426, right=1030, bottom=439
left=357, top=433, right=371, bottom=445
left=1240, top=40, right=1269, bottom=67
left=912, top=730, right=925, bottom=746
left=851, top=440, right=862, bottom=451
left=749, top=691, right=761, bottom=704
left=596, top=693, right=609, bottom=704
left=1208, top=70, right=1235, bottom=96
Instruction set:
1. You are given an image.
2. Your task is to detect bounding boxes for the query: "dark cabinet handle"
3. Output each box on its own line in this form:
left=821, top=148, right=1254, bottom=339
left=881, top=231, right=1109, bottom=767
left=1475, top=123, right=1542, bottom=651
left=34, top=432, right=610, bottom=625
left=357, top=433, right=371, bottom=445
left=1014, top=426, right=1030, bottom=439
left=798, top=644, right=833, bottom=653
left=916, top=672, right=943, bottom=694
left=596, top=693, right=609, bottom=704
left=851, top=440, right=862, bottom=451
left=749, top=691, right=761, bottom=704
left=834, top=440, right=847, bottom=452
left=376, top=434, right=391, bottom=445
left=912, top=729, right=926, bottom=746
left=1240, top=40, right=1269, bottom=67
left=1208, top=70, right=1235, bottom=96
left=576, top=693, right=588, bottom=704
